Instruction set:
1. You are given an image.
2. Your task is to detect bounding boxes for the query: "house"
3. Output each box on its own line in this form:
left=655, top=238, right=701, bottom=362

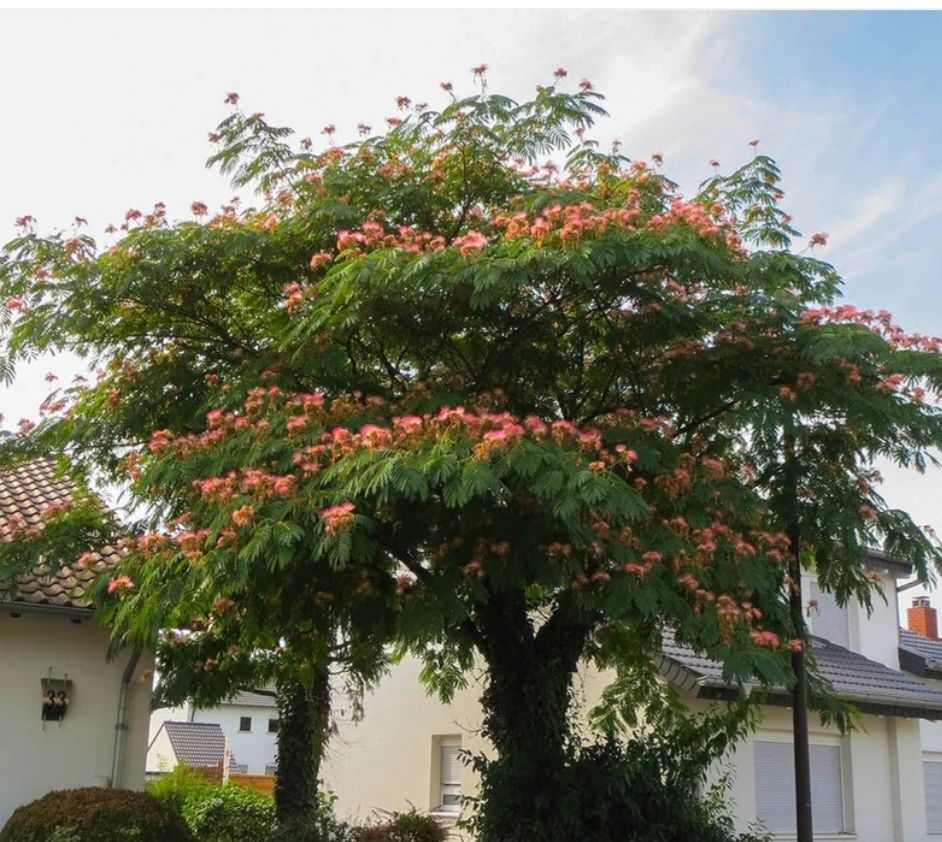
left=319, top=551, right=942, bottom=841
left=897, top=597, right=942, bottom=836
left=146, top=720, right=247, bottom=779
left=0, top=457, right=153, bottom=826
left=148, top=688, right=279, bottom=776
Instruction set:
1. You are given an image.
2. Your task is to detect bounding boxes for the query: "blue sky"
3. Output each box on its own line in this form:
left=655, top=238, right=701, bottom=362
left=1, top=9, right=940, bottom=598
left=717, top=12, right=942, bottom=334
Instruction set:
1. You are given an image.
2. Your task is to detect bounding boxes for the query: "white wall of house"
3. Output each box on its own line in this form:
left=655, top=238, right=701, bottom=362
left=0, top=610, right=153, bottom=826
left=807, top=568, right=902, bottom=669
left=148, top=700, right=278, bottom=774
left=190, top=704, right=277, bottom=774
left=324, top=655, right=487, bottom=825
left=146, top=723, right=178, bottom=775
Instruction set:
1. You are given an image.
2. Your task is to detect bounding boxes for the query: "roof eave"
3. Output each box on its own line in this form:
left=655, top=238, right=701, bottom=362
left=683, top=673, right=942, bottom=720
left=2, top=598, right=94, bottom=621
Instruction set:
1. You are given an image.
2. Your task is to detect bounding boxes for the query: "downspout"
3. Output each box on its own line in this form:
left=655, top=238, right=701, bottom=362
left=110, top=646, right=143, bottom=788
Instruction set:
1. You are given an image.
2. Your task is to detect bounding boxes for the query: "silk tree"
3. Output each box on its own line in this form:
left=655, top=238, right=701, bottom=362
left=2, top=68, right=940, bottom=841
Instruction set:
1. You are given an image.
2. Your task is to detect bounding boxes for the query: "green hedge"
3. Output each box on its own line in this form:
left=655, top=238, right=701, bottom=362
left=0, top=787, right=194, bottom=842
left=183, top=785, right=277, bottom=842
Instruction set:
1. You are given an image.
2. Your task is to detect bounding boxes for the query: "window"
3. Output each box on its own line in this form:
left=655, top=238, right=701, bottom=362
left=755, top=740, right=844, bottom=834
left=925, top=759, right=942, bottom=834
left=268, top=718, right=280, bottom=734
left=808, top=580, right=850, bottom=648
left=437, top=737, right=462, bottom=813
left=239, top=716, right=252, bottom=732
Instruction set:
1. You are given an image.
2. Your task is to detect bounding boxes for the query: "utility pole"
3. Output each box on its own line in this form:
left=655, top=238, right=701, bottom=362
left=784, top=428, right=813, bottom=842
left=788, top=541, right=814, bottom=842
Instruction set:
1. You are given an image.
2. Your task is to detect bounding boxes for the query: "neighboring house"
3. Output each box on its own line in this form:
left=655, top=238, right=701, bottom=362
left=320, top=551, right=942, bottom=841
left=146, top=720, right=247, bottom=778
left=148, top=689, right=279, bottom=776
left=898, top=598, right=942, bottom=837
left=0, top=458, right=153, bottom=826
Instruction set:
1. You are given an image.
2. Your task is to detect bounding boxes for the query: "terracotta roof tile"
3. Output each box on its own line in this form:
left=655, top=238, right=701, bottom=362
left=0, top=457, right=120, bottom=612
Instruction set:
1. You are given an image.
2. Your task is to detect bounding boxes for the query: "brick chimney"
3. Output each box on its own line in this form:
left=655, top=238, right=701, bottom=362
left=908, top=595, right=939, bottom=640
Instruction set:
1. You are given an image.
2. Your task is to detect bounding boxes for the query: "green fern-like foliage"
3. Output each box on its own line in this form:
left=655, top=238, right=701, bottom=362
left=3, top=68, right=942, bottom=841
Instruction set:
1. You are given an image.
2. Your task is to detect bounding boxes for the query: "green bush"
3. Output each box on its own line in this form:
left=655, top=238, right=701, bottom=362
left=354, top=811, right=448, bottom=842
left=148, top=767, right=350, bottom=842
left=267, top=813, right=354, bottom=842
left=182, top=785, right=276, bottom=842
left=147, top=765, right=217, bottom=816
left=0, top=787, right=194, bottom=842
left=468, top=736, right=769, bottom=842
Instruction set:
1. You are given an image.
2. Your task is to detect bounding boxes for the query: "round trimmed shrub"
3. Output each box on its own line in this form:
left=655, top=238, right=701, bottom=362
left=0, top=787, right=194, bottom=842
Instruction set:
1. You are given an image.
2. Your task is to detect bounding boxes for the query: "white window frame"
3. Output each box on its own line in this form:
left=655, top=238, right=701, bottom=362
left=434, top=736, right=462, bottom=815
left=753, top=731, right=849, bottom=837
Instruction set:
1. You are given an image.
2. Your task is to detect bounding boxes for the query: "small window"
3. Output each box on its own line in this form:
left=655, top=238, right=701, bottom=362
left=925, top=759, right=942, bottom=833
left=438, top=738, right=462, bottom=813
left=755, top=740, right=844, bottom=834
left=239, top=716, right=252, bottom=732
left=268, top=718, right=279, bottom=734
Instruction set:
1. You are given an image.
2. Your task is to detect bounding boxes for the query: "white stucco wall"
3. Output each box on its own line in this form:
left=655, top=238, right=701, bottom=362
left=0, top=609, right=153, bottom=826
left=191, top=704, right=277, bottom=774
left=324, top=656, right=487, bottom=825
left=854, top=571, right=903, bottom=670
left=807, top=568, right=902, bottom=669
left=146, top=724, right=178, bottom=775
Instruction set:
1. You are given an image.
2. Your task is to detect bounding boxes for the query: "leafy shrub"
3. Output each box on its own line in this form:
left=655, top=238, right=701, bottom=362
left=148, top=767, right=350, bottom=842
left=468, top=736, right=769, bottom=842
left=182, top=784, right=276, bottom=842
left=266, top=813, right=354, bottom=842
left=0, top=787, right=194, bottom=842
left=354, top=811, right=448, bottom=842
left=147, top=765, right=217, bottom=816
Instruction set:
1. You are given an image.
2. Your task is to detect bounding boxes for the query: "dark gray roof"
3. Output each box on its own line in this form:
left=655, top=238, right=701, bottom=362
left=227, top=688, right=277, bottom=708
left=657, top=628, right=942, bottom=720
left=899, top=628, right=942, bottom=679
left=163, top=721, right=232, bottom=768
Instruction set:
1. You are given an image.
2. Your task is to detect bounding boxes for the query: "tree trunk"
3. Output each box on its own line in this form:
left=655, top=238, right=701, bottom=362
left=474, top=597, right=594, bottom=842
left=274, top=666, right=331, bottom=830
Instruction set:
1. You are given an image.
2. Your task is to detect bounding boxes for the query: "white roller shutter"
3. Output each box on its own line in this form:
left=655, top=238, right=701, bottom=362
left=755, top=741, right=795, bottom=833
left=925, top=759, right=942, bottom=833
left=441, top=743, right=462, bottom=785
left=755, top=740, right=844, bottom=834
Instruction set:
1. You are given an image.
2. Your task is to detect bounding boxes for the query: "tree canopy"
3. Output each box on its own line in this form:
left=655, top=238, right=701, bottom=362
left=2, top=67, right=941, bottom=841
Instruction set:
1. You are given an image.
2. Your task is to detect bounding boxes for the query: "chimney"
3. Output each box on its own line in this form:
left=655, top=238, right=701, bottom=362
left=908, top=595, right=939, bottom=640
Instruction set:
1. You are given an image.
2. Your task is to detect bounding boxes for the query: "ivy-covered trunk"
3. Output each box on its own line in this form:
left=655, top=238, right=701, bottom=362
left=474, top=597, right=595, bottom=842
left=274, top=666, right=331, bottom=830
